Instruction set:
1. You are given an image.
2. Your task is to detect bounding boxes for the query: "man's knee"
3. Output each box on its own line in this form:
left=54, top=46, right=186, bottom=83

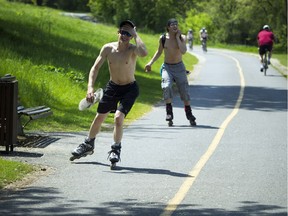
left=114, top=112, right=124, bottom=127
left=93, top=113, right=107, bottom=124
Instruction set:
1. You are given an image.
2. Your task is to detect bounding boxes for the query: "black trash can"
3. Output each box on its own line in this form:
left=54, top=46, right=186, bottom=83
left=0, top=74, right=18, bottom=152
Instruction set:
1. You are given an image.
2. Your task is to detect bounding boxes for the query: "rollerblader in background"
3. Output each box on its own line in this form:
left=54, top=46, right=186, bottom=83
left=145, top=18, right=196, bottom=126
left=70, top=20, right=147, bottom=169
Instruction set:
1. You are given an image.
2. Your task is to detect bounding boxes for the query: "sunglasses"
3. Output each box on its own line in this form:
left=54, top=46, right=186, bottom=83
left=169, top=22, right=178, bottom=27
left=120, top=30, right=132, bottom=37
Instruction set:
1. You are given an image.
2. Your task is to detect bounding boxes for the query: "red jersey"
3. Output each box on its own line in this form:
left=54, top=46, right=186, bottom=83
left=257, top=30, right=274, bottom=46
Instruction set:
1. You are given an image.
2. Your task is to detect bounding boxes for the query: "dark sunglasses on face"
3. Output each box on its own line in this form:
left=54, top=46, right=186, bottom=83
left=169, top=22, right=178, bottom=27
left=120, top=30, right=132, bottom=37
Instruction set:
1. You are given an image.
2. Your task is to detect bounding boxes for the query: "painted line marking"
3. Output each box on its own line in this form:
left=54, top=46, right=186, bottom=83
left=160, top=54, right=246, bottom=216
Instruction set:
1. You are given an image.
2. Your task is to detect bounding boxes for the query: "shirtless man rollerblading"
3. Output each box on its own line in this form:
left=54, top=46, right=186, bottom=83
left=70, top=20, right=147, bottom=169
left=145, top=18, right=196, bottom=126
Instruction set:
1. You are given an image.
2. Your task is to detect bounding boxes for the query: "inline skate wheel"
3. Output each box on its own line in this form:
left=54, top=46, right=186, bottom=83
left=70, top=156, right=77, bottom=161
left=110, top=162, right=116, bottom=170
left=190, top=120, right=197, bottom=126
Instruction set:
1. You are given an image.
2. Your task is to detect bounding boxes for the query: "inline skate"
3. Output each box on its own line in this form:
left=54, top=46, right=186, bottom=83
left=108, top=143, right=121, bottom=170
left=185, top=106, right=197, bottom=126
left=70, top=138, right=95, bottom=161
left=166, top=103, right=174, bottom=127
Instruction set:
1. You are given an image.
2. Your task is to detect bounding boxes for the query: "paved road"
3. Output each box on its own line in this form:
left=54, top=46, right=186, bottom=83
left=0, top=46, right=287, bottom=216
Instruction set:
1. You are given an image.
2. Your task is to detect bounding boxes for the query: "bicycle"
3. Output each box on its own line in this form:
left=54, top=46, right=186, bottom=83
left=188, top=39, right=193, bottom=50
left=201, top=38, right=207, bottom=52
left=262, top=48, right=269, bottom=76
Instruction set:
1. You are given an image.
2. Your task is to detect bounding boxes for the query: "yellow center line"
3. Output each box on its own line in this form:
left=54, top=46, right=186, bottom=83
left=160, top=54, right=246, bottom=216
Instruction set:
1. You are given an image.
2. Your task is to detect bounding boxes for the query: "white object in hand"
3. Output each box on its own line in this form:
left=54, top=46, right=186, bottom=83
left=78, top=88, right=103, bottom=111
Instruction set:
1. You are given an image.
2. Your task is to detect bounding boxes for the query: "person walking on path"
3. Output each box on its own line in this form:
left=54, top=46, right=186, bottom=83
left=144, top=18, right=196, bottom=126
left=71, top=20, right=148, bottom=167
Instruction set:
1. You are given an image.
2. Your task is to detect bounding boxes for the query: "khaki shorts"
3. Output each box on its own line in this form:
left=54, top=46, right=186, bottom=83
left=160, top=62, right=190, bottom=101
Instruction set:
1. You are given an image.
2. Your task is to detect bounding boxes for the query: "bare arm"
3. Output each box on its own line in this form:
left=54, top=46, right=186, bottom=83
left=144, top=37, right=163, bottom=72
left=86, top=45, right=108, bottom=102
left=176, top=32, right=187, bottom=54
left=134, top=33, right=148, bottom=57
left=124, top=26, right=147, bottom=57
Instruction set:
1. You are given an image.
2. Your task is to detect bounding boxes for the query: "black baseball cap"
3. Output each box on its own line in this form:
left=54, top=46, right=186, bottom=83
left=167, top=18, right=178, bottom=26
left=119, top=20, right=135, bottom=28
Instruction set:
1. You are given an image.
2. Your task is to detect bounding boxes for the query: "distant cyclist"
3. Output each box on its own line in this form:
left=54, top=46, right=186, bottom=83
left=257, top=25, right=275, bottom=72
left=199, top=27, right=208, bottom=40
left=187, top=29, right=193, bottom=49
left=199, top=27, right=208, bottom=51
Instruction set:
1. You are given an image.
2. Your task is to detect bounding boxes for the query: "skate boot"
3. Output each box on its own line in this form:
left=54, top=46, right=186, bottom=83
left=70, top=138, right=95, bottom=161
left=108, top=143, right=121, bottom=170
left=166, top=103, right=174, bottom=127
left=185, top=105, right=197, bottom=126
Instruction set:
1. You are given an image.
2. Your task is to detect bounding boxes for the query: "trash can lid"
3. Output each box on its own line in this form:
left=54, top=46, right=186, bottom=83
left=0, top=74, right=16, bottom=82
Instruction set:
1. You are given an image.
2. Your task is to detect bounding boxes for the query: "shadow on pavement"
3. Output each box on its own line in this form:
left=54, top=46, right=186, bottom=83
left=70, top=161, right=192, bottom=178
left=0, top=186, right=286, bottom=216
left=171, top=85, right=287, bottom=112
left=0, top=151, right=43, bottom=158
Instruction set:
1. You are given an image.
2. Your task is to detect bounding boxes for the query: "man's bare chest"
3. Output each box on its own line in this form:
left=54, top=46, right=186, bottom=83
left=108, top=50, right=132, bottom=65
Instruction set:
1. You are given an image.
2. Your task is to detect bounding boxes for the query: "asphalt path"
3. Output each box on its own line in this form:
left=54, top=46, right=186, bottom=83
left=0, top=46, right=287, bottom=216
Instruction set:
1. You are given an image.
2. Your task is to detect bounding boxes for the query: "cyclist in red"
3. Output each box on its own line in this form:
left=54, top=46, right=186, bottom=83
left=257, top=25, right=275, bottom=72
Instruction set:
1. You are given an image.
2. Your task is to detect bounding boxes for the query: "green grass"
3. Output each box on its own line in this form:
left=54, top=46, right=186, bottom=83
left=0, top=157, right=35, bottom=189
left=273, top=54, right=287, bottom=67
left=212, top=43, right=287, bottom=67
left=0, top=0, right=285, bottom=189
left=0, top=1, right=196, bottom=188
left=0, top=0, right=197, bottom=132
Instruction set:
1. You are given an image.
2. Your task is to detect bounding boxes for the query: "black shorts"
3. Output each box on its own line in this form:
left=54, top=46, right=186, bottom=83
left=97, top=80, right=139, bottom=116
left=259, top=44, right=272, bottom=55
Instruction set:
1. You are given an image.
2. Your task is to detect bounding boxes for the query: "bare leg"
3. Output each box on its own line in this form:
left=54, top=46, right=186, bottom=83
left=88, top=112, right=109, bottom=139
left=268, top=51, right=272, bottom=63
left=259, top=54, right=264, bottom=64
left=113, top=110, right=125, bottom=143
left=70, top=112, right=108, bottom=159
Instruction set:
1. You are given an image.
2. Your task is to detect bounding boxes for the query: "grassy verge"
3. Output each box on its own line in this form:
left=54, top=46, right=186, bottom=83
left=0, top=157, right=35, bottom=189
left=212, top=43, right=287, bottom=67
left=0, top=0, right=197, bottom=189
left=0, top=0, right=285, bottom=189
left=273, top=54, right=287, bottom=67
left=0, top=0, right=197, bottom=132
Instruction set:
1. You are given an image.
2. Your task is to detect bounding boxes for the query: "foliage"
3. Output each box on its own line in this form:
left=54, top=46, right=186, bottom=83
left=7, top=0, right=90, bottom=11
left=1, top=0, right=285, bottom=191
left=0, top=0, right=197, bottom=132
left=88, top=0, right=287, bottom=51
left=88, top=0, right=201, bottom=33
left=193, top=0, right=287, bottom=50
left=7, top=0, right=287, bottom=50
left=184, top=9, right=212, bottom=39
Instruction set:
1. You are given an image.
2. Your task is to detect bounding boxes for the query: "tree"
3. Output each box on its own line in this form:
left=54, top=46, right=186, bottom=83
left=184, top=9, right=212, bottom=41
left=12, top=0, right=286, bottom=49
left=88, top=0, right=190, bottom=33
